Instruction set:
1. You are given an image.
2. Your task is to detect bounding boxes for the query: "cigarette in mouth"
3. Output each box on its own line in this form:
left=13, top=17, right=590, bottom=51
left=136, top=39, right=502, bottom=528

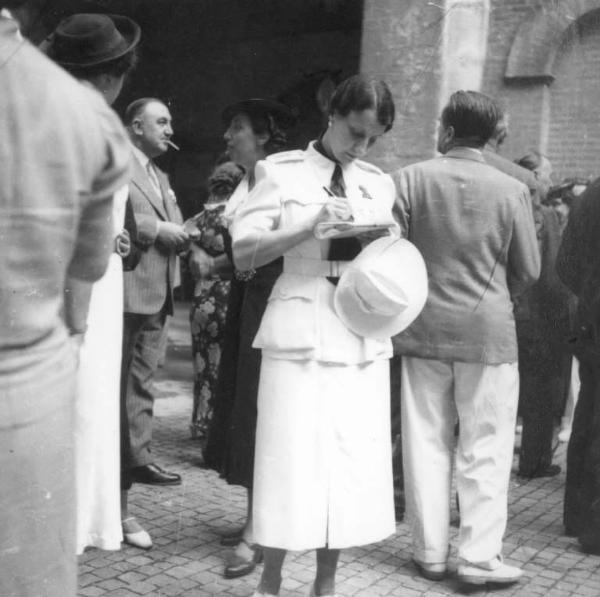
left=166, top=140, right=180, bottom=151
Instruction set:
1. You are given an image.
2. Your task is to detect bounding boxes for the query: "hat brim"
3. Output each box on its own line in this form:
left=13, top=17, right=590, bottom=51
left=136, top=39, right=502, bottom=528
left=334, top=269, right=424, bottom=340
left=333, top=238, right=428, bottom=340
left=221, top=98, right=297, bottom=129
left=47, top=14, right=141, bottom=68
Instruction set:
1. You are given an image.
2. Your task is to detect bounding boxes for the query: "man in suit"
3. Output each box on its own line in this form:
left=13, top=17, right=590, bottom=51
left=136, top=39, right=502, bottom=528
left=482, top=115, right=539, bottom=205
left=393, top=91, right=540, bottom=586
left=121, top=98, right=187, bottom=486
left=484, top=119, right=566, bottom=478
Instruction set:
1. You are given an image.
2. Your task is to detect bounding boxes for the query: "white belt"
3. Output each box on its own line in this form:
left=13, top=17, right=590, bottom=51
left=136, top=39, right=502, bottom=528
left=283, top=257, right=350, bottom=278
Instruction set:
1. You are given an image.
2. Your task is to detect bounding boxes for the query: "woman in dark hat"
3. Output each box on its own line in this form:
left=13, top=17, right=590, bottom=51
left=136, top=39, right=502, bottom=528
left=45, top=13, right=148, bottom=552
left=200, top=98, right=295, bottom=579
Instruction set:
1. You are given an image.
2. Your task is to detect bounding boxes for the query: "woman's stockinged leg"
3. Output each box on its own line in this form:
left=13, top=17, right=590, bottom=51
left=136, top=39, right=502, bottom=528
left=314, top=548, right=340, bottom=596
left=258, top=547, right=286, bottom=595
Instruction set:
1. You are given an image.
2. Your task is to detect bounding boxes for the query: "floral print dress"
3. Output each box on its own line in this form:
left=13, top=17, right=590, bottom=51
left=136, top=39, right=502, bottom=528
left=189, top=202, right=230, bottom=439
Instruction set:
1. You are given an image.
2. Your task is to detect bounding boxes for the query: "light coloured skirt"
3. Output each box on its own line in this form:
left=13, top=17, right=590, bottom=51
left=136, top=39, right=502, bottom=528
left=75, top=253, right=123, bottom=554
left=253, top=355, right=395, bottom=550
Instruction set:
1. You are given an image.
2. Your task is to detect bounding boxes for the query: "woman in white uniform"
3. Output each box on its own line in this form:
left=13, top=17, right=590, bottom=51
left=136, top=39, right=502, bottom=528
left=231, top=75, right=397, bottom=597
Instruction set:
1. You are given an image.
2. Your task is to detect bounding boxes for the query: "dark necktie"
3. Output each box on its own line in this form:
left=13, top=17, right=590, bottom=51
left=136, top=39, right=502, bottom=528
left=326, top=163, right=362, bottom=284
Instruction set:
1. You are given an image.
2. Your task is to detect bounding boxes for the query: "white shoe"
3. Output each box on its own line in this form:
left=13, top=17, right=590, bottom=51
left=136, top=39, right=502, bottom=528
left=122, top=517, right=153, bottom=550
left=457, top=557, right=522, bottom=586
left=558, top=427, right=572, bottom=443
left=252, top=592, right=278, bottom=597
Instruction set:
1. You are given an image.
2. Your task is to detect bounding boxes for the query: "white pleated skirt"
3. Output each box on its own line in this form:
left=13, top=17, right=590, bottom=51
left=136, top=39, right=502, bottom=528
left=253, top=355, right=395, bottom=551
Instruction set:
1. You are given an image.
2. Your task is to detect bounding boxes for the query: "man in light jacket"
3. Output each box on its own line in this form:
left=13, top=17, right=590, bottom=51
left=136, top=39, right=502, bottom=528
left=393, top=90, right=540, bottom=587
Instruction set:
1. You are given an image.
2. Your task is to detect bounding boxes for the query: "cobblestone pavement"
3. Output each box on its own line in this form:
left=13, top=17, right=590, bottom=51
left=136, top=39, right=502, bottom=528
left=79, top=304, right=600, bottom=597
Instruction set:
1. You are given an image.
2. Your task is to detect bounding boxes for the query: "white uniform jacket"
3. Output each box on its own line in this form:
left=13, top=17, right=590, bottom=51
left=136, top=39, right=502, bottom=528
left=231, top=142, right=397, bottom=365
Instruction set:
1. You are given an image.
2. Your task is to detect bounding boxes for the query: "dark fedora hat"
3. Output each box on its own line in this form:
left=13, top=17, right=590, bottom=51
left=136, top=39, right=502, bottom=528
left=222, top=98, right=297, bottom=129
left=46, top=13, right=141, bottom=68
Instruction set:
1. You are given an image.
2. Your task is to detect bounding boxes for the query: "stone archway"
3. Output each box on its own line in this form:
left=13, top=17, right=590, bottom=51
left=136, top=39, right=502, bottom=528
left=503, top=1, right=600, bottom=176
left=505, top=0, right=600, bottom=83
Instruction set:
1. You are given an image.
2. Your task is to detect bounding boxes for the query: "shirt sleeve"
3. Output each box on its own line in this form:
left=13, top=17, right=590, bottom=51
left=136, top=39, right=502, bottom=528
left=230, top=160, right=283, bottom=262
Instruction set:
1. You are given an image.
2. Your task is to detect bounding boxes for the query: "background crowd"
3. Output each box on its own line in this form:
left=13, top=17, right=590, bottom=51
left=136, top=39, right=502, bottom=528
left=2, top=3, right=600, bottom=597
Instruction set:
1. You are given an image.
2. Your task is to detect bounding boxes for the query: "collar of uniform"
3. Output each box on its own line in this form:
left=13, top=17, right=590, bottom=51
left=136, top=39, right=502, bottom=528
left=444, top=146, right=485, bottom=163
left=131, top=144, right=151, bottom=170
left=306, top=140, right=339, bottom=175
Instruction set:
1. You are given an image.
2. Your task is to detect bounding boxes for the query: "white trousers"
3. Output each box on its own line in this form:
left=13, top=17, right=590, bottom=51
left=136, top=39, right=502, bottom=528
left=401, top=357, right=519, bottom=564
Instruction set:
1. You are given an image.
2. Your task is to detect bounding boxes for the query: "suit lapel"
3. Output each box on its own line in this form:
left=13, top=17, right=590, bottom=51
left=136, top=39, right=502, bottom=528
left=156, top=167, right=181, bottom=223
left=131, top=155, right=168, bottom=220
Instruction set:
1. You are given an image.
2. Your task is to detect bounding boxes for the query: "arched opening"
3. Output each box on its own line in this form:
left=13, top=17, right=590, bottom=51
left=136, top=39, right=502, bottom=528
left=504, top=1, right=600, bottom=180
left=548, top=9, right=600, bottom=179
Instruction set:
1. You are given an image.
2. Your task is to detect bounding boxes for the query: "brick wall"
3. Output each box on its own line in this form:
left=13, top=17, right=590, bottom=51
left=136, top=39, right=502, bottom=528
left=482, top=0, right=600, bottom=182
left=482, top=0, right=541, bottom=162
left=548, top=9, right=600, bottom=181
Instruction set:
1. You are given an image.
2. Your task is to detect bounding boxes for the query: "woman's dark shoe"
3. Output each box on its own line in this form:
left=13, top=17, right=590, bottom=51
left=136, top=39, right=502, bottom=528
left=220, top=526, right=245, bottom=547
left=223, top=540, right=263, bottom=579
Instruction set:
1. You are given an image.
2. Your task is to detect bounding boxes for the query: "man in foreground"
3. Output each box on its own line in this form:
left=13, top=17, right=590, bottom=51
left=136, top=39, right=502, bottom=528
left=0, top=4, right=130, bottom=595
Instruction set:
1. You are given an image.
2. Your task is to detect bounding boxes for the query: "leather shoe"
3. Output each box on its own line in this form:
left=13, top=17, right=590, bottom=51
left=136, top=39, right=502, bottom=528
left=412, top=558, right=447, bottom=581
left=457, top=556, right=522, bottom=586
left=224, top=540, right=263, bottom=579
left=131, top=463, right=182, bottom=486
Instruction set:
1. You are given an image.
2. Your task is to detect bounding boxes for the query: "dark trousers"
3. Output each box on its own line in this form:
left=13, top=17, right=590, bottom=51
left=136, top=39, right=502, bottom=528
left=564, top=360, right=600, bottom=551
left=519, top=371, right=557, bottom=475
left=120, top=309, right=167, bottom=489
left=517, top=322, right=566, bottom=476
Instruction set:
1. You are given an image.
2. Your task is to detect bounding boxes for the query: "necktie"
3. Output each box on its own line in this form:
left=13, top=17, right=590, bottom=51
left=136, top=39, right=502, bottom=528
left=326, top=164, right=362, bottom=284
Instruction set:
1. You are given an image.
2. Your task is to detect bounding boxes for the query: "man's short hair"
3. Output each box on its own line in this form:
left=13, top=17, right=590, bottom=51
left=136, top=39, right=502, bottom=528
left=124, top=97, right=163, bottom=126
left=515, top=150, right=543, bottom=173
left=329, top=74, right=395, bottom=132
left=441, top=90, right=500, bottom=147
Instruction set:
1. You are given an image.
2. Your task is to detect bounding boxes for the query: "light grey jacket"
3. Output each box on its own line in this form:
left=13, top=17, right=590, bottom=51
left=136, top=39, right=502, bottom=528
left=392, top=147, right=540, bottom=364
left=123, top=155, right=183, bottom=315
